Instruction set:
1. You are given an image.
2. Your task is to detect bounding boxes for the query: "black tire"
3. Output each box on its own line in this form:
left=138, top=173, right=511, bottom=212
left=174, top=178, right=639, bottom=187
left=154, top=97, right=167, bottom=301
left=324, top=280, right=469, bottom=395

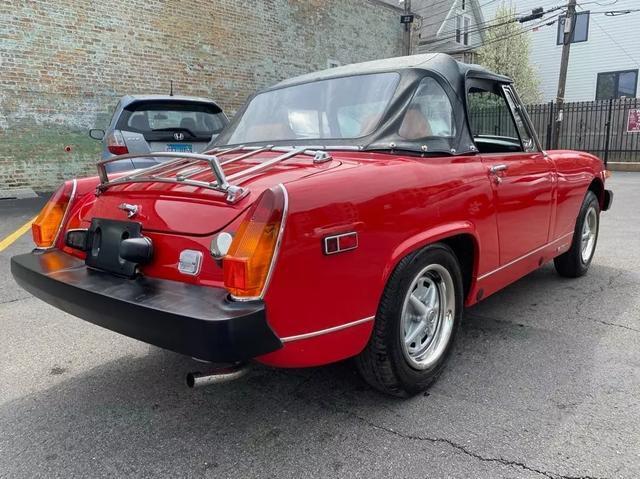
left=554, top=190, right=600, bottom=278
left=356, top=243, right=463, bottom=397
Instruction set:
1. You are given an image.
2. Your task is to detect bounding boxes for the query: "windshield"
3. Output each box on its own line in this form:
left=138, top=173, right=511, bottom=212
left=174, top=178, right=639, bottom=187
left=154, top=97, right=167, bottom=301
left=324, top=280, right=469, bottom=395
left=223, top=72, right=400, bottom=144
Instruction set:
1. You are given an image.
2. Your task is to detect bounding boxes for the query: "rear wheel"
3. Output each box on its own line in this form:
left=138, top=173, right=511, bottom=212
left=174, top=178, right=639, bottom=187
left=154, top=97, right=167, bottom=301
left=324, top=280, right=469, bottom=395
left=554, top=191, right=600, bottom=278
left=356, top=243, right=463, bottom=397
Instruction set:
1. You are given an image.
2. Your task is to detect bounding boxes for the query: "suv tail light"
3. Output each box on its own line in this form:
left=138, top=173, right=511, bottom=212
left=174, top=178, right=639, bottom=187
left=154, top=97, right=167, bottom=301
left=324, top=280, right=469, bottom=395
left=106, top=130, right=128, bottom=155
left=32, top=180, right=76, bottom=248
left=223, top=185, right=287, bottom=300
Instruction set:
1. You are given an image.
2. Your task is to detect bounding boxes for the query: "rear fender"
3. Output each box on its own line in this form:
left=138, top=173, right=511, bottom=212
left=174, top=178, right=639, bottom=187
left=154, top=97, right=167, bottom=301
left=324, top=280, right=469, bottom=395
left=383, top=221, right=480, bottom=301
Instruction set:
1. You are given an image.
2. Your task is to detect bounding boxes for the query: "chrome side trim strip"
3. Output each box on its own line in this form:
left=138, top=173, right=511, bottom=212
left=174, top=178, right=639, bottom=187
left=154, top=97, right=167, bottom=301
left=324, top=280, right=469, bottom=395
left=281, top=316, right=375, bottom=343
left=477, top=231, right=574, bottom=281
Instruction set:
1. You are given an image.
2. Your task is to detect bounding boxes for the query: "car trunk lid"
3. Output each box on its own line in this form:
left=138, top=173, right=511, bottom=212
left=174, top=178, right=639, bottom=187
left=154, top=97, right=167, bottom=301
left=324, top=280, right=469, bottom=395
left=82, top=148, right=342, bottom=236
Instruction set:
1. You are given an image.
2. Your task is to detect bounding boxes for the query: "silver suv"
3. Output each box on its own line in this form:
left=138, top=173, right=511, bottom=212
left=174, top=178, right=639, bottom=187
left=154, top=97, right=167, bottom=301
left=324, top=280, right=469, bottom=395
left=89, top=95, right=228, bottom=172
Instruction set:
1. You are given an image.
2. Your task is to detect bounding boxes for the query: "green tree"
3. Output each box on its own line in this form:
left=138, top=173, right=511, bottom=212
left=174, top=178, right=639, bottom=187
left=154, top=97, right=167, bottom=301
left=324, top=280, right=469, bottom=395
left=478, top=5, right=542, bottom=104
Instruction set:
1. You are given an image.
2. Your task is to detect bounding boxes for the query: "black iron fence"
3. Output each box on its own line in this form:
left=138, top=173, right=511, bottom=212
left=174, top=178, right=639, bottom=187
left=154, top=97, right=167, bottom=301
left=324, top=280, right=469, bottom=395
left=470, top=98, right=640, bottom=163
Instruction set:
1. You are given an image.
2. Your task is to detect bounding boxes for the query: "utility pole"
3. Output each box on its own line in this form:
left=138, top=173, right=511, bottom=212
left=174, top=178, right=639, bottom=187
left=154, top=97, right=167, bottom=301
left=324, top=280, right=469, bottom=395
left=403, top=0, right=412, bottom=56
left=553, top=0, right=577, bottom=149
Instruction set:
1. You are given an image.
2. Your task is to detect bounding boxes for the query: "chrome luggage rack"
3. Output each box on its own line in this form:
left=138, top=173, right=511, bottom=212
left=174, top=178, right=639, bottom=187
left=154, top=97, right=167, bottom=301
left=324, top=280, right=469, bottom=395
left=95, top=145, right=334, bottom=204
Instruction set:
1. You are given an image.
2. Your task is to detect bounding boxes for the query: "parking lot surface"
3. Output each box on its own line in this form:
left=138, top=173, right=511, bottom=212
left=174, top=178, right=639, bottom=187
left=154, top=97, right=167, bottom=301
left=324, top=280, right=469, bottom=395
left=1, top=174, right=638, bottom=479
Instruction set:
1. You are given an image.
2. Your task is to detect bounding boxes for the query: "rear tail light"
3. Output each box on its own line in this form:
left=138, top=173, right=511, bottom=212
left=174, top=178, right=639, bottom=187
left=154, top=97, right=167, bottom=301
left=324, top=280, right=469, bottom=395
left=106, top=130, right=128, bottom=155
left=32, top=180, right=76, bottom=248
left=223, top=185, right=287, bottom=300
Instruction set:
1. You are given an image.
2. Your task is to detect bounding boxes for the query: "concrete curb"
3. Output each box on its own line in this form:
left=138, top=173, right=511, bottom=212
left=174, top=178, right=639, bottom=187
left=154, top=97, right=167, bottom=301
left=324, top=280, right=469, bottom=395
left=607, top=162, right=640, bottom=172
left=0, top=188, right=38, bottom=200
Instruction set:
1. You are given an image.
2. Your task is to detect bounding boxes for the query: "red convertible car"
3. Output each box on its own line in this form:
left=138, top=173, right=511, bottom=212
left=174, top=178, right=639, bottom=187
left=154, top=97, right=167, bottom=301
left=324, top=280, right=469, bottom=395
left=11, top=54, right=612, bottom=396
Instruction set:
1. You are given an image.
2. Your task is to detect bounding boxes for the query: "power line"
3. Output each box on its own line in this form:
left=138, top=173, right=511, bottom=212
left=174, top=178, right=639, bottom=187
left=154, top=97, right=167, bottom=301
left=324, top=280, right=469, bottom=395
left=418, top=16, right=518, bottom=46
left=593, top=8, right=640, bottom=15
left=417, top=1, right=566, bottom=46
left=454, top=11, right=564, bottom=53
left=419, top=4, right=565, bottom=47
left=412, top=0, right=502, bottom=31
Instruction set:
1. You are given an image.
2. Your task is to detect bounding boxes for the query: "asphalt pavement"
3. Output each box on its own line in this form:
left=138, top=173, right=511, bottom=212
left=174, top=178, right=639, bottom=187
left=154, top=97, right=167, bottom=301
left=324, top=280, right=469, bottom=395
left=0, top=174, right=638, bottom=479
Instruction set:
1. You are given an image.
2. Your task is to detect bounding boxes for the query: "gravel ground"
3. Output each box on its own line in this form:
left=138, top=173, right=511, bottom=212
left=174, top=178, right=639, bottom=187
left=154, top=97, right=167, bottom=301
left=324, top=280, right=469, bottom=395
left=0, top=174, right=638, bottom=479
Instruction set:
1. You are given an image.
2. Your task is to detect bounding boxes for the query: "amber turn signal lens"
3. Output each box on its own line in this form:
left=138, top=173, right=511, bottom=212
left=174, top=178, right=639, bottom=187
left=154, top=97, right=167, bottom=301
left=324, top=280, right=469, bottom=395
left=223, top=186, right=286, bottom=299
left=32, top=182, right=74, bottom=248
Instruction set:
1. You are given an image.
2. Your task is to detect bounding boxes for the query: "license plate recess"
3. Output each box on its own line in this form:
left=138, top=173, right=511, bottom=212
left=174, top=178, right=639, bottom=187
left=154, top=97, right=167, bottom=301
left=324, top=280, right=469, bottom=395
left=85, top=218, right=145, bottom=278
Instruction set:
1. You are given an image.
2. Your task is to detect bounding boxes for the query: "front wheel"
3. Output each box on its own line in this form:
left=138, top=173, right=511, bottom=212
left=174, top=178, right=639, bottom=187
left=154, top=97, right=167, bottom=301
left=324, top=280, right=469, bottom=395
left=554, top=190, right=600, bottom=278
left=356, top=243, right=463, bottom=397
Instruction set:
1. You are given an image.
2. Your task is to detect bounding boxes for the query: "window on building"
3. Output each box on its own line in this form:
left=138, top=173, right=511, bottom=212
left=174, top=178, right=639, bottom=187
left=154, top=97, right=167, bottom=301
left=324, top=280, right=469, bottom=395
left=556, top=11, right=589, bottom=45
left=461, top=0, right=466, bottom=10
left=464, top=17, right=470, bottom=45
left=456, top=15, right=470, bottom=45
left=596, top=70, right=638, bottom=100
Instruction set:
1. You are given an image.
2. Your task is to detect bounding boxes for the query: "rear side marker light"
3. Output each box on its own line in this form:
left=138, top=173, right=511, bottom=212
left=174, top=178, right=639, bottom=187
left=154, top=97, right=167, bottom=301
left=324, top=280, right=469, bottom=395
left=223, top=185, right=287, bottom=300
left=32, top=180, right=76, bottom=249
left=323, top=232, right=358, bottom=255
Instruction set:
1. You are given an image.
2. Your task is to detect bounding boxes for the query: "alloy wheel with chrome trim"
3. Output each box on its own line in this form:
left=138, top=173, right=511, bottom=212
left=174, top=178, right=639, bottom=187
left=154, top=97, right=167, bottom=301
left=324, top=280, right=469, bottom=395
left=580, top=206, right=598, bottom=264
left=554, top=190, right=600, bottom=278
left=356, top=243, right=463, bottom=397
left=400, top=264, right=455, bottom=370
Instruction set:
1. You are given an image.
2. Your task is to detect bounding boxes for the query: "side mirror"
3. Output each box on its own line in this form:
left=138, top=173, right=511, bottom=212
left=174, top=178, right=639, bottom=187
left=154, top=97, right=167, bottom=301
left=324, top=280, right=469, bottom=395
left=89, top=129, right=105, bottom=140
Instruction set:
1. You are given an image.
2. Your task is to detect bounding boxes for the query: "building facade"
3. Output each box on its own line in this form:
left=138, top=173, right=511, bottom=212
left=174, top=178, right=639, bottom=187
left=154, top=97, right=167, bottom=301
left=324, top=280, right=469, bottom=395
left=413, top=0, right=486, bottom=63
left=0, top=0, right=403, bottom=190
left=482, top=0, right=640, bottom=102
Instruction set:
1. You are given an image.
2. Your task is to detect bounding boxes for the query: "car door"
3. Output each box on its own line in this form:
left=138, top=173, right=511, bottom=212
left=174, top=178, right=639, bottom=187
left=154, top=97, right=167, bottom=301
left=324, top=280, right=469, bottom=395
left=467, top=80, right=555, bottom=265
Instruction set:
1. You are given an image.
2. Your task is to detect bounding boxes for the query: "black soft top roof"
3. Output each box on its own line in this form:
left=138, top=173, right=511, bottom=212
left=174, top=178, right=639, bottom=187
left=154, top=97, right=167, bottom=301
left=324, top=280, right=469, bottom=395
left=216, top=53, right=514, bottom=155
left=273, top=53, right=512, bottom=90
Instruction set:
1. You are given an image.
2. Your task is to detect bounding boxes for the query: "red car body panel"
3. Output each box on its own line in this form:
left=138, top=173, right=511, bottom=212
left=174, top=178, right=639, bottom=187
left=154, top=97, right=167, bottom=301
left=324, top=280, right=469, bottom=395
left=14, top=55, right=611, bottom=371
left=49, top=147, right=606, bottom=368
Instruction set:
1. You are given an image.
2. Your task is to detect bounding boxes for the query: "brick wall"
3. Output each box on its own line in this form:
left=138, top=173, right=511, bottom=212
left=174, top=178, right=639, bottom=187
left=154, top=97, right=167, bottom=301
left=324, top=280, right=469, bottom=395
left=0, top=0, right=402, bottom=190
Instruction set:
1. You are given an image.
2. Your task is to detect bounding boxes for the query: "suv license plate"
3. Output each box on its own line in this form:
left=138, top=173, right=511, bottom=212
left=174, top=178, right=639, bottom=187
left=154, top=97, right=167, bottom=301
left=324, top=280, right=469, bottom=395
left=166, top=143, right=193, bottom=153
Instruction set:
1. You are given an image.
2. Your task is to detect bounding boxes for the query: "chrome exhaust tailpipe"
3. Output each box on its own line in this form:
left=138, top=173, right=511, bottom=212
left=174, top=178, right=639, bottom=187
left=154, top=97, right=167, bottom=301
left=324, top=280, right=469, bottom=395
left=186, top=363, right=250, bottom=388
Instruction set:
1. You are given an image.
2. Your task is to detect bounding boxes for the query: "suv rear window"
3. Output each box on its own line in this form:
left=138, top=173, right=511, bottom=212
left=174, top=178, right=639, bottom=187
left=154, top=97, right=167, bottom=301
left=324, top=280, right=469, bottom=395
left=117, top=101, right=227, bottom=141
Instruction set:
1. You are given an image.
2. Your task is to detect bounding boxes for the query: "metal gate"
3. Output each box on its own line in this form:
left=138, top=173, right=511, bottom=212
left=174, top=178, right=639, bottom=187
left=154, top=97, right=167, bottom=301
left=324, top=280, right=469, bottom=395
left=471, top=98, right=640, bottom=164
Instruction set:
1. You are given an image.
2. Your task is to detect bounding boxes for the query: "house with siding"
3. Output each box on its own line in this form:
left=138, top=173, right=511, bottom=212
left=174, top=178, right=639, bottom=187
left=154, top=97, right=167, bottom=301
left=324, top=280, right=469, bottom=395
left=482, top=0, right=640, bottom=102
left=413, top=0, right=487, bottom=63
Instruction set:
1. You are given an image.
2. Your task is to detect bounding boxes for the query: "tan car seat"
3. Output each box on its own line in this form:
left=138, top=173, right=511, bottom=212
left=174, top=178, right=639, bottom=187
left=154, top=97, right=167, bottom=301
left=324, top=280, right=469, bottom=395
left=399, top=107, right=432, bottom=140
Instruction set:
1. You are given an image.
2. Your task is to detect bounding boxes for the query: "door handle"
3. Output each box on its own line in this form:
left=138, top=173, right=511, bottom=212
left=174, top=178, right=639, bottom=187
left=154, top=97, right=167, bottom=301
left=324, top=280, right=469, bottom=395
left=488, top=164, right=508, bottom=184
left=489, top=164, right=508, bottom=174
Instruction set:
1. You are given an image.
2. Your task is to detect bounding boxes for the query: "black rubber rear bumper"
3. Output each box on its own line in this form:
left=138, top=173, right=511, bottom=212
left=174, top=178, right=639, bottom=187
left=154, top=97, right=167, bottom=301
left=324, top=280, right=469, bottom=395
left=603, top=189, right=613, bottom=211
left=10, top=250, right=282, bottom=362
